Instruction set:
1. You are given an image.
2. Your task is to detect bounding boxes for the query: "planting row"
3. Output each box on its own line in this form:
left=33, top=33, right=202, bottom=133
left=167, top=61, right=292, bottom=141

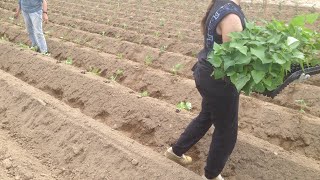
left=3, top=0, right=202, bottom=44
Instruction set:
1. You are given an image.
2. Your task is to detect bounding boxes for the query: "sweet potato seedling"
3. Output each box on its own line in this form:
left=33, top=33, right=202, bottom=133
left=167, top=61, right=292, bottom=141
left=110, top=69, right=124, bottom=81
left=176, top=101, right=192, bottom=111
left=116, top=53, right=124, bottom=59
left=160, top=45, right=167, bottom=53
left=144, top=55, right=154, bottom=65
left=65, top=57, right=73, bottom=65
left=172, top=63, right=183, bottom=75
left=295, top=99, right=308, bottom=113
left=88, top=67, right=102, bottom=76
left=139, top=90, right=149, bottom=97
left=159, top=18, right=165, bottom=27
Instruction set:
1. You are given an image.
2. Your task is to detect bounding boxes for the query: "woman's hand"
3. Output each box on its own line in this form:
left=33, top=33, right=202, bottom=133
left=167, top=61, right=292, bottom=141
left=43, top=13, right=48, bottom=23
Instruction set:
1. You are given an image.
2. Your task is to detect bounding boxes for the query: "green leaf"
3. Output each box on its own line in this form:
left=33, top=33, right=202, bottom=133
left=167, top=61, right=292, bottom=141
left=253, top=82, right=265, bottom=93
left=267, top=34, right=282, bottom=44
left=263, top=77, right=272, bottom=87
left=290, top=15, right=305, bottom=26
left=287, top=36, right=300, bottom=49
left=229, top=32, right=242, bottom=40
left=272, top=53, right=287, bottom=65
left=251, top=70, right=266, bottom=84
left=235, top=53, right=251, bottom=65
left=292, top=50, right=305, bottom=59
left=230, top=41, right=248, bottom=55
left=242, top=79, right=255, bottom=95
left=305, top=13, right=319, bottom=24
left=213, top=42, right=224, bottom=54
left=176, top=101, right=192, bottom=111
left=65, top=57, right=73, bottom=65
left=253, top=61, right=269, bottom=72
left=208, top=55, right=222, bottom=67
left=230, top=73, right=251, bottom=92
left=245, top=22, right=255, bottom=30
left=223, top=56, right=235, bottom=71
left=251, top=47, right=269, bottom=63
left=213, top=68, right=225, bottom=79
left=185, top=102, right=192, bottom=111
left=176, top=102, right=185, bottom=110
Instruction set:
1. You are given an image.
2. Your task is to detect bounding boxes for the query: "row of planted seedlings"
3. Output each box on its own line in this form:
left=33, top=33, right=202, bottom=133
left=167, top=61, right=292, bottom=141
left=3, top=2, right=200, bottom=43
left=0, top=1, right=203, bottom=55
left=0, top=7, right=198, bottom=78
left=50, top=0, right=201, bottom=32
left=1, top=20, right=320, bottom=162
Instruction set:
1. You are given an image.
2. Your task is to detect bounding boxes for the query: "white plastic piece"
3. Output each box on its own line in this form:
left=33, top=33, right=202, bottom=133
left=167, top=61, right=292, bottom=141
left=297, top=73, right=311, bottom=82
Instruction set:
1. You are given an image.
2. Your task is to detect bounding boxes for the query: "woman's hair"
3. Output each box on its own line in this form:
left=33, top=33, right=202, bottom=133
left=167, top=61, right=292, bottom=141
left=201, top=0, right=216, bottom=35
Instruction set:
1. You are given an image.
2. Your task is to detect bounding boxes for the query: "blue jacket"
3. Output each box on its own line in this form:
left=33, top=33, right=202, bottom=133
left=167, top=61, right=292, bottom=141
left=19, top=0, right=43, bottom=13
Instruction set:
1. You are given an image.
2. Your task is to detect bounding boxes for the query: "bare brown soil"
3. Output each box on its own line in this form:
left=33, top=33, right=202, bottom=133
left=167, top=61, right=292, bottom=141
left=0, top=0, right=320, bottom=179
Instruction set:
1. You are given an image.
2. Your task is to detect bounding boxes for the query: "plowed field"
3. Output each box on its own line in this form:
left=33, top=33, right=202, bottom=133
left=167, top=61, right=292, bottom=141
left=0, top=0, right=319, bottom=179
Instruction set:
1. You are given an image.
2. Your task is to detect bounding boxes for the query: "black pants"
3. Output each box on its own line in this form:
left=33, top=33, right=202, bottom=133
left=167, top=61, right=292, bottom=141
left=172, top=60, right=239, bottom=178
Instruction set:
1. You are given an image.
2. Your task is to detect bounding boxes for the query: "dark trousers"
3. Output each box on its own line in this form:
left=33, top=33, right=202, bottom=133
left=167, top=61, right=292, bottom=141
left=172, top=60, right=239, bottom=178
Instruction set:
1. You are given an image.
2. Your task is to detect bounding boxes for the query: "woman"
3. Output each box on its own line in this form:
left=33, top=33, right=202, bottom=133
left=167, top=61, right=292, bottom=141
left=165, top=0, right=246, bottom=180
left=14, top=0, right=49, bottom=54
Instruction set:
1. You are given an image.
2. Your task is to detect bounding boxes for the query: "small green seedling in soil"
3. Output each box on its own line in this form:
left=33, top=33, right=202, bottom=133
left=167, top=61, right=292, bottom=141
left=172, top=63, right=183, bottom=75
left=160, top=45, right=168, bottom=53
left=18, top=42, right=39, bottom=52
left=89, top=67, right=102, bottom=76
left=9, top=17, right=14, bottom=22
left=106, top=19, right=111, bottom=25
left=191, top=51, right=198, bottom=58
left=30, top=46, right=39, bottom=52
left=65, top=57, right=73, bottom=65
left=115, top=34, right=121, bottom=39
left=110, top=69, right=124, bottom=81
left=176, top=101, right=192, bottom=111
left=19, top=42, right=29, bottom=49
left=159, top=18, right=165, bottom=27
left=144, top=55, right=154, bottom=65
left=139, top=90, right=149, bottom=97
left=295, top=99, right=308, bottom=113
left=154, top=31, right=161, bottom=37
left=116, top=53, right=124, bottom=59
left=101, top=31, right=106, bottom=36
left=122, top=23, right=128, bottom=29
left=0, top=35, right=9, bottom=41
left=41, top=52, right=51, bottom=56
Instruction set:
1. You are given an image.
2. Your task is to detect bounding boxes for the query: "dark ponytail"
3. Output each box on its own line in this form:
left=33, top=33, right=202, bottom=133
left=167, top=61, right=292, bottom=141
left=201, top=0, right=216, bottom=35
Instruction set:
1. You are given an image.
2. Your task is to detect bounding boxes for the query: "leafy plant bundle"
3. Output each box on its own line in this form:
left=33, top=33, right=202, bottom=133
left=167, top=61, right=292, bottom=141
left=208, top=14, right=320, bottom=95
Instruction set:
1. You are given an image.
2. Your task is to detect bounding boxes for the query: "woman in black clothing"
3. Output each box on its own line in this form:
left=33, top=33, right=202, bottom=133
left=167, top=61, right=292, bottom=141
left=165, top=0, right=246, bottom=179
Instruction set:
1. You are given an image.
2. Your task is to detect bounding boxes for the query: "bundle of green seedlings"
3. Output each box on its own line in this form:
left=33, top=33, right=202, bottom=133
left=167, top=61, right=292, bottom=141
left=208, top=13, right=320, bottom=95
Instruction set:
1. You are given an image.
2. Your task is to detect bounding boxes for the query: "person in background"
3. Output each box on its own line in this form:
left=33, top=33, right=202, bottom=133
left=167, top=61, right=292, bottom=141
left=164, top=0, right=246, bottom=180
left=14, top=0, right=49, bottom=54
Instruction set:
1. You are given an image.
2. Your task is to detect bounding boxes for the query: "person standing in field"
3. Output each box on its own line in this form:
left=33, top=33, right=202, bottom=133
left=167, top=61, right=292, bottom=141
left=14, top=0, right=49, bottom=54
left=165, top=0, right=246, bottom=180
